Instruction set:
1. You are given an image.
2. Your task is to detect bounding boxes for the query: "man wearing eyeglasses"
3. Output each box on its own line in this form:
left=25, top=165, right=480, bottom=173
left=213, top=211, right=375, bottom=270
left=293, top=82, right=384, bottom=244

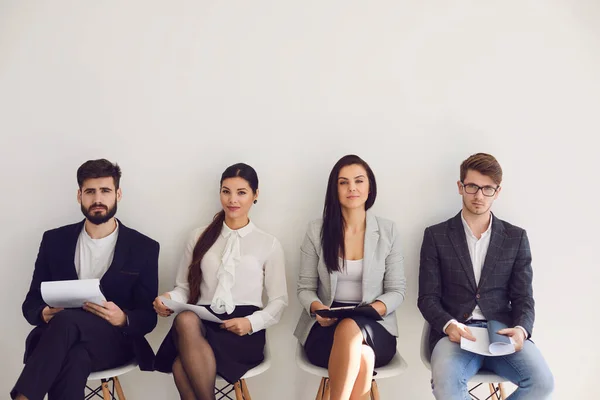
left=418, top=153, right=554, bottom=399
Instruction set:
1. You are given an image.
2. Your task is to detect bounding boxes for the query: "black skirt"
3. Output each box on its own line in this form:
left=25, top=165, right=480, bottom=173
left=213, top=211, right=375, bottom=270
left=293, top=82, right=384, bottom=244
left=154, top=305, right=265, bottom=384
left=303, top=302, right=397, bottom=369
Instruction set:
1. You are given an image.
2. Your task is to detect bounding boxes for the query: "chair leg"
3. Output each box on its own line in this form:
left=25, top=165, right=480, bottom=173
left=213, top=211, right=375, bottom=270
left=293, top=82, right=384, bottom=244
left=315, top=377, right=326, bottom=400
left=240, top=379, right=252, bottom=400
left=323, top=378, right=330, bottom=400
left=370, top=379, right=380, bottom=400
left=234, top=381, right=244, bottom=400
left=100, top=379, right=111, bottom=400
left=498, top=383, right=507, bottom=400
left=113, top=376, right=126, bottom=400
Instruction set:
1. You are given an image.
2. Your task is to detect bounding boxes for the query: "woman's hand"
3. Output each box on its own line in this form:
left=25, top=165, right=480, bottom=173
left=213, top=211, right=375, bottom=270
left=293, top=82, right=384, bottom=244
left=153, top=292, right=173, bottom=317
left=370, top=300, right=387, bottom=317
left=310, top=301, right=337, bottom=327
left=220, top=317, right=253, bottom=336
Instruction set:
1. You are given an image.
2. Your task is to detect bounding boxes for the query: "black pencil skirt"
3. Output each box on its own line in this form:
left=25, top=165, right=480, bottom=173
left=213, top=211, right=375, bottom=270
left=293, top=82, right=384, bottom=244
left=154, top=305, right=265, bottom=384
left=303, top=302, right=397, bottom=369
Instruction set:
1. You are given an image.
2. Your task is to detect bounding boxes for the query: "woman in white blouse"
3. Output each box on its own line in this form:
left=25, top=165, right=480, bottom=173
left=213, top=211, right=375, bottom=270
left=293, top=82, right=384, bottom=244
left=294, top=155, right=406, bottom=400
left=153, top=163, right=288, bottom=400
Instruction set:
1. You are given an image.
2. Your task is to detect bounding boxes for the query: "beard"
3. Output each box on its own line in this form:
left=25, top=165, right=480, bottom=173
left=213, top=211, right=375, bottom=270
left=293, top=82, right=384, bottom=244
left=81, top=201, right=118, bottom=225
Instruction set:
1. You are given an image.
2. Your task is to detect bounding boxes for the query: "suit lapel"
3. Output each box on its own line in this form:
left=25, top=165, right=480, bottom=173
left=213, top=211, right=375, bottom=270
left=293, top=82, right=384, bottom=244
left=361, top=212, right=379, bottom=302
left=100, top=219, right=128, bottom=286
left=448, top=213, right=477, bottom=291
left=62, top=220, right=85, bottom=280
left=478, top=214, right=506, bottom=289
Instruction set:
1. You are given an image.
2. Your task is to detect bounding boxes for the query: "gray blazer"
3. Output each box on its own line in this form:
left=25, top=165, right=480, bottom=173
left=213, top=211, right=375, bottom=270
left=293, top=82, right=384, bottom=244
left=294, top=212, right=406, bottom=345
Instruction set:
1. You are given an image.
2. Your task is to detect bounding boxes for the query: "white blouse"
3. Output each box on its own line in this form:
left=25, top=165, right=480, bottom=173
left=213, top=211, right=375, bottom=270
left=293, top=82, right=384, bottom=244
left=168, top=221, right=288, bottom=333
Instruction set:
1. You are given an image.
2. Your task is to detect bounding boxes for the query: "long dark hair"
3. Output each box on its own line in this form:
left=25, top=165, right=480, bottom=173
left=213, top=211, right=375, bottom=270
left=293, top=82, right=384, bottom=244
left=187, top=163, right=259, bottom=304
left=321, top=155, right=377, bottom=273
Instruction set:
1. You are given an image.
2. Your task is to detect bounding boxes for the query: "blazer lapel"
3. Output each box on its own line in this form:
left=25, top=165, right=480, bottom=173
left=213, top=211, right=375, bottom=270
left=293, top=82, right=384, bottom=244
left=361, top=212, right=379, bottom=302
left=61, top=220, right=85, bottom=280
left=448, top=212, right=477, bottom=291
left=478, top=214, right=506, bottom=289
left=100, top=219, right=128, bottom=285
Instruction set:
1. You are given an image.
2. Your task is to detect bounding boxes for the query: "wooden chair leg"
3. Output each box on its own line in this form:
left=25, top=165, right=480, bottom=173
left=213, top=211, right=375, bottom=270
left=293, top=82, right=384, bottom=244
left=234, top=381, right=244, bottom=400
left=322, top=377, right=331, bottom=400
left=101, top=379, right=111, bottom=400
left=370, top=379, right=380, bottom=400
left=315, top=377, right=326, bottom=400
left=114, top=376, right=126, bottom=400
left=498, top=383, right=507, bottom=400
left=240, top=379, right=252, bottom=400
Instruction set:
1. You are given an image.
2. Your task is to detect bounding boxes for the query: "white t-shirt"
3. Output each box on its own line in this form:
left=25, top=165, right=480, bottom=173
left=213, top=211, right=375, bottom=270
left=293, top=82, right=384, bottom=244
left=74, top=222, right=119, bottom=280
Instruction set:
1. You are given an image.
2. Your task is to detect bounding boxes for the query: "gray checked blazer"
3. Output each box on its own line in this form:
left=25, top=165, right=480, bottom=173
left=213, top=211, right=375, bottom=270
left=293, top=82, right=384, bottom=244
left=294, top=212, right=406, bottom=345
left=418, top=212, right=535, bottom=353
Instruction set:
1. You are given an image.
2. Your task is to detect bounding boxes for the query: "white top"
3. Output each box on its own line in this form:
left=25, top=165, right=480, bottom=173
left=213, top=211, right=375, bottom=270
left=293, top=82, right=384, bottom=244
left=168, top=221, right=288, bottom=333
left=74, top=222, right=119, bottom=280
left=461, top=212, right=492, bottom=321
left=333, top=258, right=363, bottom=303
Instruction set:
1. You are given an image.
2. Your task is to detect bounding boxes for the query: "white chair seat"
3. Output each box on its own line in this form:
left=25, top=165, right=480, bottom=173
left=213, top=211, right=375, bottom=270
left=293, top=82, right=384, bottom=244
left=87, top=361, right=138, bottom=381
left=296, top=342, right=408, bottom=379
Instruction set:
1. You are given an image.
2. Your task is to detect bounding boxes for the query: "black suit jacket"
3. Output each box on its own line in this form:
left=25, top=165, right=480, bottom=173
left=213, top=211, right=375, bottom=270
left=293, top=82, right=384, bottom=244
left=418, top=212, right=535, bottom=353
left=21, top=219, right=160, bottom=370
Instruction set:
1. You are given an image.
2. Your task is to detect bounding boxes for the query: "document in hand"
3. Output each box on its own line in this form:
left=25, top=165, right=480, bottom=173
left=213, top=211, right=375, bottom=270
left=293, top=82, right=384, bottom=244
left=314, top=304, right=383, bottom=321
left=41, top=279, right=106, bottom=308
left=460, top=320, right=516, bottom=356
left=160, top=296, right=224, bottom=324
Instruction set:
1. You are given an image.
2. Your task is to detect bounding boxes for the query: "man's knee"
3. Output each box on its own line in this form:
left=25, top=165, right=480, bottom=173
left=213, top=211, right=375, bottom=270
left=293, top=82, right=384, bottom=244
left=174, top=311, right=202, bottom=333
left=527, top=364, right=554, bottom=396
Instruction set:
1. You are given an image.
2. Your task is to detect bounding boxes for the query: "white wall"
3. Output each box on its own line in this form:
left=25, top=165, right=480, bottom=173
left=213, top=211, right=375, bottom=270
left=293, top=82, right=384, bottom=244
left=1, top=1, right=598, bottom=399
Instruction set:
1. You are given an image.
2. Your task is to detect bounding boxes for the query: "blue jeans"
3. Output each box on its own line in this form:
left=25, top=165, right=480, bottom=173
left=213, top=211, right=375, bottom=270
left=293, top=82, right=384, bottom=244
left=430, top=335, right=554, bottom=400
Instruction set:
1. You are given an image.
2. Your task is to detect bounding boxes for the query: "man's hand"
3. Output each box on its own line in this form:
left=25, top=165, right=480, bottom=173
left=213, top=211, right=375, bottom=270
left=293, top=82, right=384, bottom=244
left=41, top=306, right=64, bottom=323
left=220, top=318, right=252, bottom=336
left=497, top=327, right=526, bottom=352
left=310, top=301, right=337, bottom=327
left=83, top=301, right=127, bottom=327
left=445, top=321, right=476, bottom=343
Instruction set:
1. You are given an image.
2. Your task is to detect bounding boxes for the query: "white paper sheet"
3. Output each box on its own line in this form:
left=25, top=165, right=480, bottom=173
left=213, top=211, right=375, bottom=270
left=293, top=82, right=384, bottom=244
left=460, top=327, right=515, bottom=356
left=160, top=297, right=224, bottom=324
left=41, top=279, right=106, bottom=308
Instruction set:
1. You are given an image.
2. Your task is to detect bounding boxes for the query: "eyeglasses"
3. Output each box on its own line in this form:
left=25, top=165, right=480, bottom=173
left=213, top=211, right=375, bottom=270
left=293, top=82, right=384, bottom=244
left=461, top=182, right=499, bottom=197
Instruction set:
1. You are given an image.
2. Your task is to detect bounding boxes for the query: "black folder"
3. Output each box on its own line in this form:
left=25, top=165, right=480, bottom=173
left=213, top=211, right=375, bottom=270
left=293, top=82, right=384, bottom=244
left=314, top=304, right=383, bottom=321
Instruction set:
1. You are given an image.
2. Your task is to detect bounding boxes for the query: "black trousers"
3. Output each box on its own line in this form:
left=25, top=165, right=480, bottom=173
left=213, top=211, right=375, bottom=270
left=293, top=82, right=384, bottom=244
left=11, top=309, right=133, bottom=400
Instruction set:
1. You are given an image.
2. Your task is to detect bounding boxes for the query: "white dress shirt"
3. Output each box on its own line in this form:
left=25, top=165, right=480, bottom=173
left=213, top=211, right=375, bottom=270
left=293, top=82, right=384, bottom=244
left=168, top=221, right=288, bottom=333
left=334, top=259, right=363, bottom=303
left=74, top=222, right=119, bottom=280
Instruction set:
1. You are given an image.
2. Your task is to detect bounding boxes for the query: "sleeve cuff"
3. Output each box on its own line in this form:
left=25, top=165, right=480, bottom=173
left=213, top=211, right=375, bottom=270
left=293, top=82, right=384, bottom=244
left=443, top=319, right=457, bottom=334
left=246, top=313, right=263, bottom=335
left=515, top=325, right=528, bottom=338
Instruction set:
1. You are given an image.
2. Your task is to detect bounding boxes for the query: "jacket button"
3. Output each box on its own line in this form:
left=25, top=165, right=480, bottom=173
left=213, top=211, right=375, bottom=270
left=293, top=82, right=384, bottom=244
left=476, top=294, right=481, bottom=299
left=463, top=313, right=469, bottom=319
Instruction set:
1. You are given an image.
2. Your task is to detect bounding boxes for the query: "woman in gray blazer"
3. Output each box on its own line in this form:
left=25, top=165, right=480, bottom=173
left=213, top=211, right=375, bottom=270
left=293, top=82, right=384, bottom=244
left=294, top=154, right=406, bottom=400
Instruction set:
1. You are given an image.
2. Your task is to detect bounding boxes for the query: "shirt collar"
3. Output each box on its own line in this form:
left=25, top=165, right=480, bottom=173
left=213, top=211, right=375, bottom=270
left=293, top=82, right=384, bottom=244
left=221, top=220, right=254, bottom=238
left=460, top=212, right=492, bottom=240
